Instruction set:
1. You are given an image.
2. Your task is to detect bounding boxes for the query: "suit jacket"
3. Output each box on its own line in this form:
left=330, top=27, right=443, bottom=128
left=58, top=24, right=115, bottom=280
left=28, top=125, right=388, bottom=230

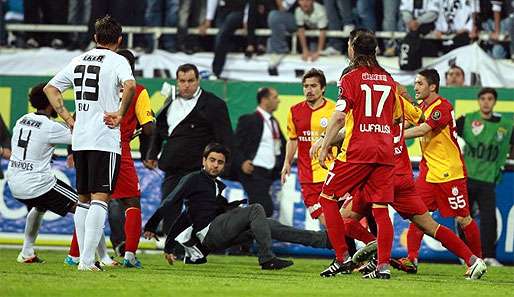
left=234, top=111, right=286, bottom=179
left=147, top=89, right=235, bottom=175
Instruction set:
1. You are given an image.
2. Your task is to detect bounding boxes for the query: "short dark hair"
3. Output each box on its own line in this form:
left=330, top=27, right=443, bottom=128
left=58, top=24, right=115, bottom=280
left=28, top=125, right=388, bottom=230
left=94, top=15, right=122, bottom=45
left=29, top=83, right=50, bottom=110
left=176, top=63, right=199, bottom=79
left=203, top=142, right=231, bottom=161
left=478, top=87, right=498, bottom=100
left=117, top=49, right=135, bottom=73
left=302, top=68, right=326, bottom=89
left=418, top=69, right=440, bottom=93
left=445, top=64, right=465, bottom=79
left=257, top=88, right=272, bottom=104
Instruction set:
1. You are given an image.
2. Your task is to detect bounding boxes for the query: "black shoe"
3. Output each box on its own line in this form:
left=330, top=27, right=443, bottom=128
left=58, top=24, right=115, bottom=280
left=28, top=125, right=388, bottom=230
left=363, top=268, right=391, bottom=279
left=114, top=241, right=126, bottom=257
left=320, top=258, right=357, bottom=277
left=268, top=67, right=278, bottom=76
left=358, top=255, right=377, bottom=275
left=261, top=257, right=293, bottom=270
left=184, top=256, right=207, bottom=264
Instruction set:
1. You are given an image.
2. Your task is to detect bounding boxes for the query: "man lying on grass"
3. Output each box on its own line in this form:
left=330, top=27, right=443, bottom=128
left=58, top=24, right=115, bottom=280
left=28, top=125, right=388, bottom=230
left=143, top=142, right=332, bottom=270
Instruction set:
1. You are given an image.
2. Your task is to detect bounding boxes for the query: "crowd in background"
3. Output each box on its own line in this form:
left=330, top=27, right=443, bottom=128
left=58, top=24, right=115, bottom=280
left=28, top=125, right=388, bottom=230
left=0, top=0, right=513, bottom=62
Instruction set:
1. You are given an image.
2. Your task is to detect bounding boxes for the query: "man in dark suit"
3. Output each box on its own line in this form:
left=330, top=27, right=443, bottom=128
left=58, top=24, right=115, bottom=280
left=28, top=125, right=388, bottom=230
left=234, top=88, right=286, bottom=217
left=144, top=63, right=234, bottom=234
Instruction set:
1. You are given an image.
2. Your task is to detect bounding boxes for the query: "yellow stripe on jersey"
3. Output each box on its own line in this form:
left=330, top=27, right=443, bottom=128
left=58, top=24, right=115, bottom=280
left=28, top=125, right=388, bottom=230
left=286, top=109, right=297, bottom=140
left=135, top=89, right=154, bottom=125
left=337, top=110, right=354, bottom=162
left=310, top=101, right=335, bottom=182
left=421, top=100, right=464, bottom=183
left=402, top=96, right=423, bottom=125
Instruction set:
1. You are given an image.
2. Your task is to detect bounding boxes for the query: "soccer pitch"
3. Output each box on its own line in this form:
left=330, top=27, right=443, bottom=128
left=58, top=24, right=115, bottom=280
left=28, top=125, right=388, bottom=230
left=1, top=249, right=513, bottom=297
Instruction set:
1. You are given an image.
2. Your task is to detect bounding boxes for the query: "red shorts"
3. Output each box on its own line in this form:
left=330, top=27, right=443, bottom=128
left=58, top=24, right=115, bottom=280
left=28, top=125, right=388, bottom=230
left=391, top=174, right=428, bottom=219
left=111, top=152, right=140, bottom=199
left=342, top=188, right=371, bottom=217
left=300, top=183, right=324, bottom=219
left=321, top=160, right=394, bottom=204
left=415, top=176, right=470, bottom=218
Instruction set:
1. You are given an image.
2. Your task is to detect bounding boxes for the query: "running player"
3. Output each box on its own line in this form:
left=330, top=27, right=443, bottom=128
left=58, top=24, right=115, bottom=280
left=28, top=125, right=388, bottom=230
left=316, top=30, right=399, bottom=279
left=44, top=15, right=136, bottom=271
left=398, top=69, right=483, bottom=273
left=6, top=83, right=81, bottom=263
left=281, top=68, right=376, bottom=251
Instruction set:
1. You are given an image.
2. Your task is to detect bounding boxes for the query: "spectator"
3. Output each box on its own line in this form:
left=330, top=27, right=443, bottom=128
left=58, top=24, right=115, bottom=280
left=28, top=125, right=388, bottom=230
left=145, top=0, right=179, bottom=53
left=23, top=0, right=68, bottom=48
left=67, top=0, right=91, bottom=50
left=177, top=0, right=206, bottom=54
left=199, top=0, right=257, bottom=79
left=0, top=113, right=11, bottom=180
left=434, top=0, right=477, bottom=53
left=355, top=0, right=377, bottom=31
left=445, top=64, right=465, bottom=86
left=234, top=87, right=286, bottom=217
left=296, top=0, right=328, bottom=62
left=323, top=0, right=354, bottom=55
left=400, top=0, right=440, bottom=35
left=245, top=0, right=273, bottom=57
left=382, top=0, right=401, bottom=56
left=266, top=0, right=296, bottom=74
left=144, top=143, right=331, bottom=269
left=144, top=63, right=235, bottom=238
left=3, top=0, right=25, bottom=48
left=477, top=0, right=513, bottom=59
left=456, top=87, right=514, bottom=267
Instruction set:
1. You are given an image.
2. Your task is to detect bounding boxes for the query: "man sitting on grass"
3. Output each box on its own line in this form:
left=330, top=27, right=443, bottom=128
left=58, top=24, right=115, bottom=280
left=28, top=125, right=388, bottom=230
left=144, top=142, right=332, bottom=270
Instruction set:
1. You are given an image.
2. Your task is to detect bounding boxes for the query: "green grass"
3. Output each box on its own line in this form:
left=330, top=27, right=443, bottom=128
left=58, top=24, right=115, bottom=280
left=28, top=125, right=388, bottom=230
left=1, top=249, right=513, bottom=297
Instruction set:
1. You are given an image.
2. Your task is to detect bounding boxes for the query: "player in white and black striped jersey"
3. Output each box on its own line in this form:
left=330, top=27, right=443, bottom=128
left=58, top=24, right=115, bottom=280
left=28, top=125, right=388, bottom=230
left=44, top=15, right=136, bottom=271
left=6, top=83, right=83, bottom=263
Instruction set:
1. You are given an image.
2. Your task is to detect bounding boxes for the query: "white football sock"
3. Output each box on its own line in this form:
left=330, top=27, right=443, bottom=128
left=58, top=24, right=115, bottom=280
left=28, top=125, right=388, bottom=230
left=81, top=200, right=107, bottom=266
left=96, top=233, right=112, bottom=263
left=73, top=205, right=89, bottom=261
left=21, top=208, right=45, bottom=257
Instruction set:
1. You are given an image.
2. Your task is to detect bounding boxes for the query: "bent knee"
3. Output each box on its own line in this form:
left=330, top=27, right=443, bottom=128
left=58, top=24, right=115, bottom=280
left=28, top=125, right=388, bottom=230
left=456, top=215, right=472, bottom=226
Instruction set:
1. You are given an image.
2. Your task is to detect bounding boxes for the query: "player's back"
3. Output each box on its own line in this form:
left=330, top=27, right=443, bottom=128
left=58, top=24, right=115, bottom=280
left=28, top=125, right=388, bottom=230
left=336, top=66, right=398, bottom=165
left=49, top=48, right=134, bottom=154
left=6, top=113, right=71, bottom=199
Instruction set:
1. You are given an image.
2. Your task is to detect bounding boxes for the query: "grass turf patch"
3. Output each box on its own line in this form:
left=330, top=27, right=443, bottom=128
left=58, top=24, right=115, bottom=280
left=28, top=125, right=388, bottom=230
left=1, top=249, right=513, bottom=297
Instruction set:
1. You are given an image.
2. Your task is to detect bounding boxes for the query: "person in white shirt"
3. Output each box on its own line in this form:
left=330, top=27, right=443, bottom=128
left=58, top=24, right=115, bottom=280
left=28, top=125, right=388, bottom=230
left=44, top=15, right=136, bottom=271
left=6, top=83, right=79, bottom=263
left=234, top=88, right=285, bottom=217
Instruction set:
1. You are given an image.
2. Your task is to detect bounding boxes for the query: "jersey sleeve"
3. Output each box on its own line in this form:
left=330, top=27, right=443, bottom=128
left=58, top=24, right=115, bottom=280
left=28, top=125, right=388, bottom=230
left=48, top=62, right=74, bottom=92
left=335, top=75, right=353, bottom=113
left=286, top=109, right=297, bottom=140
left=402, top=96, right=423, bottom=125
left=425, top=102, right=452, bottom=130
left=135, top=88, right=154, bottom=125
left=115, top=58, right=135, bottom=84
left=48, top=121, right=72, bottom=145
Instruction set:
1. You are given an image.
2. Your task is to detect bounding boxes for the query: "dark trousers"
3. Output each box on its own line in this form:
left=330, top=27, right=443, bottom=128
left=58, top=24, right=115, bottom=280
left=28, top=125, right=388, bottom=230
left=23, top=0, right=68, bottom=45
left=212, top=10, right=244, bottom=77
left=239, top=166, right=275, bottom=217
left=203, top=204, right=330, bottom=264
left=108, top=199, right=126, bottom=249
left=468, top=178, right=497, bottom=258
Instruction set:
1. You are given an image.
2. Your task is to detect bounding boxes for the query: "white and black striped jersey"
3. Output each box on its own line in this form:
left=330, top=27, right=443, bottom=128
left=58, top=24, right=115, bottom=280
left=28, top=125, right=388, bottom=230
left=48, top=47, right=134, bottom=154
left=6, top=113, right=72, bottom=199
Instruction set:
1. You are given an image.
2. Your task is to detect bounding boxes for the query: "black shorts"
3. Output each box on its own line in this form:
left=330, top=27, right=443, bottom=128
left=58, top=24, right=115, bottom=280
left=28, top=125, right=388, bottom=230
left=16, top=179, right=78, bottom=216
left=74, top=150, right=121, bottom=195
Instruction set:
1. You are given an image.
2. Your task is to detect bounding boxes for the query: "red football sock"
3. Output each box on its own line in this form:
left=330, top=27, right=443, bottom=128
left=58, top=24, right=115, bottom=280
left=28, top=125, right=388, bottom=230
left=372, top=207, right=393, bottom=268
left=462, top=220, right=482, bottom=258
left=124, top=207, right=142, bottom=253
left=407, top=223, right=424, bottom=262
left=320, top=197, right=348, bottom=262
left=434, top=225, right=474, bottom=266
left=69, top=230, right=80, bottom=257
left=343, top=218, right=376, bottom=244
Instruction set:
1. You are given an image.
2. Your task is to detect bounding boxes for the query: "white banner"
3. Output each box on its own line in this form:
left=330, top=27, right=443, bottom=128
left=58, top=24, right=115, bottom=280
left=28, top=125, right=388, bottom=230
left=0, top=43, right=513, bottom=87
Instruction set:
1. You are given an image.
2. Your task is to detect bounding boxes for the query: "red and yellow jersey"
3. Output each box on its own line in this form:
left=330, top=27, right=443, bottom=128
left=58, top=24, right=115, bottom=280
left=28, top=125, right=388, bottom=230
left=336, top=66, right=401, bottom=165
left=120, top=84, right=154, bottom=145
left=394, top=96, right=423, bottom=176
left=419, top=97, right=466, bottom=183
left=287, top=99, right=335, bottom=184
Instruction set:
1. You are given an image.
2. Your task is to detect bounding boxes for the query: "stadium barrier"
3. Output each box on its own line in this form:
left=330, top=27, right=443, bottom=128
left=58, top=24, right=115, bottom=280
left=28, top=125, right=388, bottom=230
left=1, top=158, right=513, bottom=263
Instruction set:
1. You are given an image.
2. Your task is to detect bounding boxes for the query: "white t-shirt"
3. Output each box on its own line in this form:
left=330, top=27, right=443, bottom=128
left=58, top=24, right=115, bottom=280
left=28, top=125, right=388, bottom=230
left=400, top=0, right=441, bottom=18
left=48, top=48, right=135, bottom=154
left=435, top=0, right=478, bottom=33
left=295, top=2, right=328, bottom=30
left=6, top=113, right=72, bottom=199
